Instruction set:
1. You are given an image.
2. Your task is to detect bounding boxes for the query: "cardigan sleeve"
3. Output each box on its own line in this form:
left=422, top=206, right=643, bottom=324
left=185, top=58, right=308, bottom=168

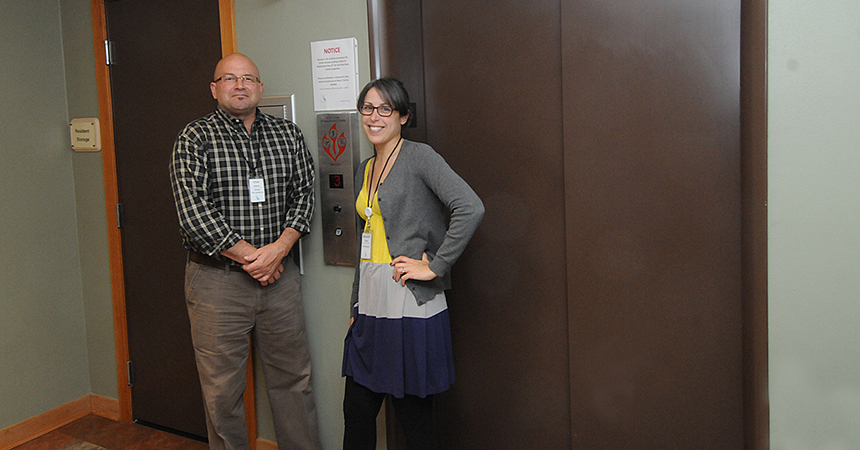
left=414, top=148, right=485, bottom=279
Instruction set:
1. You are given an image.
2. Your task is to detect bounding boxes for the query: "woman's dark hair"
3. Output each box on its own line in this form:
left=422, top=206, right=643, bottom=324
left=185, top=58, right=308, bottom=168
left=357, top=77, right=412, bottom=125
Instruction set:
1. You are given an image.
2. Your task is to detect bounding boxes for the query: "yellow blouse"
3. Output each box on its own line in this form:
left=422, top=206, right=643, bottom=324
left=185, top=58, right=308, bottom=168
left=355, top=162, right=393, bottom=263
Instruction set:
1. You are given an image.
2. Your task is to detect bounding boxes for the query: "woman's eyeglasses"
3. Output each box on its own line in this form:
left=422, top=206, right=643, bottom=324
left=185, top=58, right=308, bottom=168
left=359, top=104, right=394, bottom=117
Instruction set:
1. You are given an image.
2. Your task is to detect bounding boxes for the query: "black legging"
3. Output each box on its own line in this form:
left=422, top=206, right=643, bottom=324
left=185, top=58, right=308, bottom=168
left=343, top=376, right=440, bottom=450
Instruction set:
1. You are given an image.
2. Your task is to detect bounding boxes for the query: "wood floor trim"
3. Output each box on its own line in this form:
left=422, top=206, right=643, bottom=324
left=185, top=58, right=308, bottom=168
left=0, top=394, right=277, bottom=450
left=256, top=439, right=277, bottom=450
left=0, top=394, right=120, bottom=450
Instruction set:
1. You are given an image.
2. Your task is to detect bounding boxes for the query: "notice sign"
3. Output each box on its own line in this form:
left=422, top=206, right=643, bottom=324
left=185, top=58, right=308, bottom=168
left=311, top=38, right=359, bottom=111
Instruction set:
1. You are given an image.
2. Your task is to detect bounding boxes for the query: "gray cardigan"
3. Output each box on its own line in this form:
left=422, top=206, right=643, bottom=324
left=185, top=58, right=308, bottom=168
left=352, top=139, right=485, bottom=307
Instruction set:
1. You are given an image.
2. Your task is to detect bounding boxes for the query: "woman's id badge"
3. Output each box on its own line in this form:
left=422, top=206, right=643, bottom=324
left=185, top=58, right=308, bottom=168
left=361, top=206, right=373, bottom=259
left=361, top=232, right=372, bottom=260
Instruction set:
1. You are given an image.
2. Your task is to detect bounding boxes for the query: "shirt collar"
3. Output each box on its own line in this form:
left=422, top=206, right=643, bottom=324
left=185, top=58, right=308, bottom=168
left=214, top=107, right=264, bottom=128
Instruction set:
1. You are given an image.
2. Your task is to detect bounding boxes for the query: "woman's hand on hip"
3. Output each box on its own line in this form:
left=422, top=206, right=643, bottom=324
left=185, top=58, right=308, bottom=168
left=391, top=253, right=437, bottom=286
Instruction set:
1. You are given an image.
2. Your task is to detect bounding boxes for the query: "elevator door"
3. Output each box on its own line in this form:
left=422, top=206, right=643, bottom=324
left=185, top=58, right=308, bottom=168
left=370, top=0, right=746, bottom=448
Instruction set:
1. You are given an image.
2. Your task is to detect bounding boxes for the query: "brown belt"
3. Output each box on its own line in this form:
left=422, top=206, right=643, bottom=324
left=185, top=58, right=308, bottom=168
left=188, top=251, right=242, bottom=271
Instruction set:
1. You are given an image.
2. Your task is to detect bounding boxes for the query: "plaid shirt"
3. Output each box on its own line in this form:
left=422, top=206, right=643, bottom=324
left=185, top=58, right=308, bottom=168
left=170, top=108, right=315, bottom=262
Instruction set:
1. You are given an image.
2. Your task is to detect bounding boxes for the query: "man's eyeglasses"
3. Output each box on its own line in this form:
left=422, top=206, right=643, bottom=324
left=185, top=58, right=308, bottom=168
left=359, top=104, right=394, bottom=117
left=214, top=75, right=260, bottom=85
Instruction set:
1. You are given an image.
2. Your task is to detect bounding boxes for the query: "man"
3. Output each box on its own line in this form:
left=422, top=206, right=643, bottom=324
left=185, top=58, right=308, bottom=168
left=170, top=53, right=320, bottom=450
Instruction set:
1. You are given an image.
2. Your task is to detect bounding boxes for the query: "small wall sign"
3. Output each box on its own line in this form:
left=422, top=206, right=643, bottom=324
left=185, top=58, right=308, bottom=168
left=70, top=118, right=101, bottom=151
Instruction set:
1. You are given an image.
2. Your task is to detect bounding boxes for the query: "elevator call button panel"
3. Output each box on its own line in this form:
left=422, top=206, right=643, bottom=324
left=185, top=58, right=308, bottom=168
left=316, top=112, right=360, bottom=266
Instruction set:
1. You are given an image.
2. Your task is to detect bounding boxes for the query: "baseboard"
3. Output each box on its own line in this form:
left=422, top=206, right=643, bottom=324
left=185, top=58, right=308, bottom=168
left=256, top=438, right=277, bottom=450
left=1, top=395, right=271, bottom=450
left=89, top=394, right=120, bottom=421
left=0, top=394, right=120, bottom=450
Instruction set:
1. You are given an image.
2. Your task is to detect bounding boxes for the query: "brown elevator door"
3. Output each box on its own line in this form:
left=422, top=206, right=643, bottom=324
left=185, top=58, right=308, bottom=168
left=371, top=0, right=745, bottom=448
left=562, top=1, right=743, bottom=447
left=105, top=0, right=222, bottom=438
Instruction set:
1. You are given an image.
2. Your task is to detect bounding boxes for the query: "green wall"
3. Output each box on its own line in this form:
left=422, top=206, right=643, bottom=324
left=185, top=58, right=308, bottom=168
left=0, top=0, right=93, bottom=427
left=60, top=0, right=117, bottom=402
left=767, top=0, right=860, bottom=448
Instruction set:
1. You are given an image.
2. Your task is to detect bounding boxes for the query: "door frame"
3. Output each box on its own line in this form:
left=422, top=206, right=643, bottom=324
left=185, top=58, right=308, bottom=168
left=88, top=0, right=258, bottom=444
left=739, top=0, right=769, bottom=447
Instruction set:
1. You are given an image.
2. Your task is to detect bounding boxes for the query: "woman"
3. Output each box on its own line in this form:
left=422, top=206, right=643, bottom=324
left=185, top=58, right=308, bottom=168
left=342, top=78, right=484, bottom=449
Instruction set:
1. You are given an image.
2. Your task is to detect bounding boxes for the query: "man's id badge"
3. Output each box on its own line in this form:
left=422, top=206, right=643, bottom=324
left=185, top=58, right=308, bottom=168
left=249, top=178, right=266, bottom=203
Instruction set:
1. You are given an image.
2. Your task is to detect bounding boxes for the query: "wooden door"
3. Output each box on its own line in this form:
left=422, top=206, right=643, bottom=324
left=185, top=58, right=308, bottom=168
left=104, top=0, right=222, bottom=438
left=368, top=0, right=767, bottom=448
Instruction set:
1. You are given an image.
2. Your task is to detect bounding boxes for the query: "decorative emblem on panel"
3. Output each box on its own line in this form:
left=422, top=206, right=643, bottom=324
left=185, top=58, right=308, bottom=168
left=322, top=123, right=346, bottom=162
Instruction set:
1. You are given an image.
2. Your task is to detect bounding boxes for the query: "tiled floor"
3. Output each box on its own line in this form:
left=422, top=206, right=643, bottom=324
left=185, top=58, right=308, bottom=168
left=11, top=414, right=209, bottom=450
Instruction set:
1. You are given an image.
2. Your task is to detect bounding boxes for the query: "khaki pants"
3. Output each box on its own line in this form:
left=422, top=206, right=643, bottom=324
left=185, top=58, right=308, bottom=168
left=185, top=258, right=320, bottom=450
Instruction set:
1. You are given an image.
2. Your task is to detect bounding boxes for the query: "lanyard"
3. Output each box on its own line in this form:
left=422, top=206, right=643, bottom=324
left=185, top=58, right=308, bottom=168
left=230, top=117, right=258, bottom=175
left=365, top=136, right=402, bottom=220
